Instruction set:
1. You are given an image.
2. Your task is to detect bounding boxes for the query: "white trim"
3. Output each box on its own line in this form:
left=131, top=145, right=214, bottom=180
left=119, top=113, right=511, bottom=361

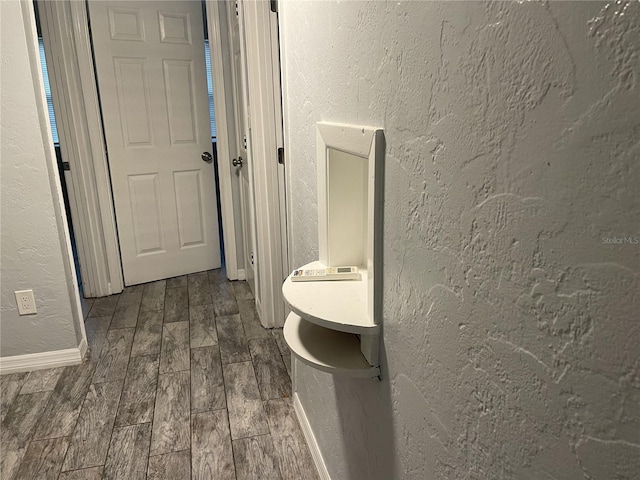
left=237, top=269, right=246, bottom=281
left=21, top=0, right=88, bottom=362
left=207, top=0, right=239, bottom=281
left=293, top=393, right=331, bottom=480
left=278, top=3, right=296, bottom=298
left=70, top=1, right=123, bottom=295
left=242, top=0, right=287, bottom=328
left=78, top=337, right=88, bottom=359
left=37, top=0, right=123, bottom=297
left=0, top=341, right=86, bottom=375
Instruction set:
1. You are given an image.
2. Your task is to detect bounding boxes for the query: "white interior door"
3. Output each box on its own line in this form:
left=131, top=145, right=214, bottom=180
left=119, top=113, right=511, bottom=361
left=228, top=0, right=258, bottom=299
left=89, top=0, right=221, bottom=285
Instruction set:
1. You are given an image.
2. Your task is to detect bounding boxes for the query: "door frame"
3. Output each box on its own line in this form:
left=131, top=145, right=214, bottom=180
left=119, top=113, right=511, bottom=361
left=206, top=0, right=241, bottom=281
left=39, top=0, right=240, bottom=290
left=239, top=0, right=288, bottom=328
left=37, top=0, right=123, bottom=297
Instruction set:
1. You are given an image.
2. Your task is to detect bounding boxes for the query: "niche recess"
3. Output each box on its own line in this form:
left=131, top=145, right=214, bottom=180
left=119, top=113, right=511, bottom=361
left=283, top=122, right=384, bottom=379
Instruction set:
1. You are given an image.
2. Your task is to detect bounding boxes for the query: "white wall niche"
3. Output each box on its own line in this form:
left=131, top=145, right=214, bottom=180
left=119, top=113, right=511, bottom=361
left=283, top=122, right=384, bottom=378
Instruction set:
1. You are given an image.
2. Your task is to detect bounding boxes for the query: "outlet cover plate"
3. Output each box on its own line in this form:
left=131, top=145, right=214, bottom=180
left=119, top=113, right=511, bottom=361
left=15, top=289, right=37, bottom=315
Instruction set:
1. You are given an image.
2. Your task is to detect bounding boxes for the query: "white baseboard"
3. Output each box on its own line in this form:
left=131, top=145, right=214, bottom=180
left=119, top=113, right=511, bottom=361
left=237, top=268, right=246, bottom=281
left=293, top=393, right=331, bottom=480
left=0, top=340, right=86, bottom=374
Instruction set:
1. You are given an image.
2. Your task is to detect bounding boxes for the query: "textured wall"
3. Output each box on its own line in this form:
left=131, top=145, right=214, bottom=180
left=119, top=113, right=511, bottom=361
left=1, top=1, right=79, bottom=357
left=279, top=1, right=640, bottom=478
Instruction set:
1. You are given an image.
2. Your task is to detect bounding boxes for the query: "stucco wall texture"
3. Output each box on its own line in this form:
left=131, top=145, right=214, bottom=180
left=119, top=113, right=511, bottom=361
left=279, top=1, right=640, bottom=479
left=1, top=1, right=78, bottom=357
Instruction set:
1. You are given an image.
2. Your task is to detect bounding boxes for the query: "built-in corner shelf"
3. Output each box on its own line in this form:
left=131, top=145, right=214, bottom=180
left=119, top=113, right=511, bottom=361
left=284, top=312, right=380, bottom=378
left=282, top=262, right=379, bottom=335
left=282, top=122, right=384, bottom=380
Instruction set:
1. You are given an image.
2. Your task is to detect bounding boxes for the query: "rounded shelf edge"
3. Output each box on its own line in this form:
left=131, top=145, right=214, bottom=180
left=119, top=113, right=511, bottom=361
left=283, top=312, right=380, bottom=379
left=282, top=261, right=380, bottom=335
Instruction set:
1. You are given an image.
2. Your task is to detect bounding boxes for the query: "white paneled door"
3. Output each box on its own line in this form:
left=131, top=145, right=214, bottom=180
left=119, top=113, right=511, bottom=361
left=89, top=1, right=221, bottom=285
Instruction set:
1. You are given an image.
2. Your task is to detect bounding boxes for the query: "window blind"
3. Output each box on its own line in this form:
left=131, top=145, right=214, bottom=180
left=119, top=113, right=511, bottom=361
left=38, top=38, right=59, bottom=144
left=204, top=39, right=217, bottom=140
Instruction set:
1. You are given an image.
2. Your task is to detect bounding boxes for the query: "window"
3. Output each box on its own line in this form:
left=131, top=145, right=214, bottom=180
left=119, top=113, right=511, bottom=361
left=38, top=38, right=59, bottom=145
left=204, top=39, right=217, bottom=140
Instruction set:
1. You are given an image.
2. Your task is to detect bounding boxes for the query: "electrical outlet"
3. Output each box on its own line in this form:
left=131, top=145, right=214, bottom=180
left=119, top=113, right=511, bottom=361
left=15, top=289, right=37, bottom=315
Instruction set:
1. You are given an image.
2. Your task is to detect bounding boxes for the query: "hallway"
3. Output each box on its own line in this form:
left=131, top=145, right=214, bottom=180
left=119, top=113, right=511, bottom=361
left=0, top=270, right=317, bottom=480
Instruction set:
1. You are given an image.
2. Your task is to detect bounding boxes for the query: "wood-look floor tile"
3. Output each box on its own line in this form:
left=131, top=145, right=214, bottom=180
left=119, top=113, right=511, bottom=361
left=211, top=281, right=239, bottom=317
left=84, top=316, right=112, bottom=362
left=265, top=398, right=319, bottom=480
left=62, top=381, right=122, bottom=471
left=14, top=436, right=69, bottom=480
left=93, top=328, right=135, bottom=383
left=115, top=354, right=159, bottom=427
left=222, top=361, right=269, bottom=439
left=140, top=280, right=166, bottom=312
left=130, top=310, right=163, bottom=357
left=232, top=281, right=254, bottom=300
left=58, top=466, right=104, bottom=480
left=216, top=314, right=250, bottom=364
left=166, top=275, right=188, bottom=288
left=233, top=434, right=283, bottom=480
left=81, top=297, right=94, bottom=320
left=238, top=298, right=269, bottom=340
left=164, top=287, right=188, bottom=323
left=20, top=367, right=64, bottom=394
left=282, top=354, right=292, bottom=378
left=249, top=337, right=291, bottom=400
left=0, top=391, right=52, bottom=479
left=0, top=372, right=28, bottom=423
left=123, top=284, right=144, bottom=294
left=33, top=363, right=95, bottom=440
left=110, top=291, right=142, bottom=329
left=191, top=410, right=235, bottom=480
left=150, top=371, right=190, bottom=456
left=103, top=422, right=151, bottom=480
left=189, top=273, right=212, bottom=306
left=207, top=268, right=226, bottom=284
left=190, top=304, right=218, bottom=348
left=160, top=322, right=190, bottom=373
left=88, top=294, right=120, bottom=317
left=147, top=451, right=191, bottom=480
left=190, top=347, right=225, bottom=413
left=271, top=328, right=290, bottom=356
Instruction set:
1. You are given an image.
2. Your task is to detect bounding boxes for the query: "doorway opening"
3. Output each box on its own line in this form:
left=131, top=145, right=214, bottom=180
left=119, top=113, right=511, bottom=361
left=33, top=1, right=90, bottom=318
left=202, top=1, right=226, bottom=267
left=37, top=0, right=227, bottom=299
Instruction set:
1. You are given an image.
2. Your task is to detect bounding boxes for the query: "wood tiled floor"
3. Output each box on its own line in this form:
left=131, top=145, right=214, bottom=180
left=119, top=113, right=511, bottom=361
left=0, top=270, right=316, bottom=480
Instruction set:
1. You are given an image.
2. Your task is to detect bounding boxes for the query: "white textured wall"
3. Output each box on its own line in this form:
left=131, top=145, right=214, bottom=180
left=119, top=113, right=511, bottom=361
left=1, top=1, right=80, bottom=357
left=279, top=1, right=640, bottom=478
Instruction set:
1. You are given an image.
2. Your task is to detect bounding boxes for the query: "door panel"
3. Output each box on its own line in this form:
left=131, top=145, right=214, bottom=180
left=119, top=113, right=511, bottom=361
left=173, top=170, right=206, bottom=247
left=163, top=60, right=197, bottom=143
left=128, top=173, right=164, bottom=255
left=89, top=1, right=220, bottom=285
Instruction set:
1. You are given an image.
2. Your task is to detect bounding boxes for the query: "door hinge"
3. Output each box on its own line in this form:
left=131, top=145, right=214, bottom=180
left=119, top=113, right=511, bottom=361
left=235, top=1, right=239, bottom=16
left=243, top=135, right=247, bottom=150
left=250, top=251, right=255, bottom=265
left=62, top=161, right=71, bottom=171
left=270, top=0, right=278, bottom=13
left=277, top=147, right=284, bottom=165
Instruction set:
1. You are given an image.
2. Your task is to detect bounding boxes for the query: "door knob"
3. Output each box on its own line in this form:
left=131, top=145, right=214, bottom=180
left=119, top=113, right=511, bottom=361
left=201, top=152, right=213, bottom=163
left=232, top=157, right=243, bottom=168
